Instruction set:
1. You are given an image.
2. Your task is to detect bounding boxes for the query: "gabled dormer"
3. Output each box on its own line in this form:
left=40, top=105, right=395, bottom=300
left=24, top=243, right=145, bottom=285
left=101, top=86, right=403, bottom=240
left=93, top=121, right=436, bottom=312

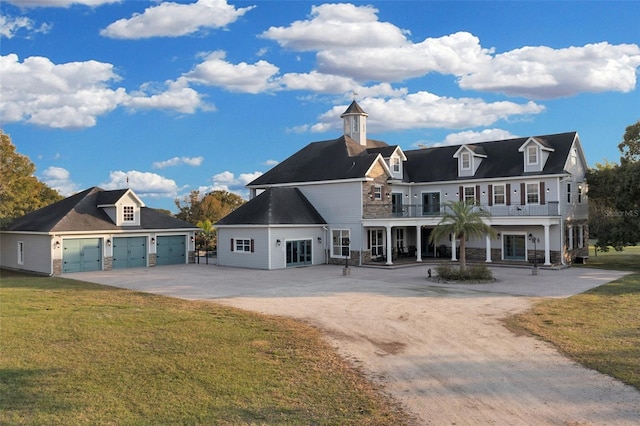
left=519, top=137, right=554, bottom=173
left=388, top=147, right=407, bottom=180
left=341, top=100, right=368, bottom=146
left=97, top=189, right=145, bottom=227
left=453, top=144, right=487, bottom=177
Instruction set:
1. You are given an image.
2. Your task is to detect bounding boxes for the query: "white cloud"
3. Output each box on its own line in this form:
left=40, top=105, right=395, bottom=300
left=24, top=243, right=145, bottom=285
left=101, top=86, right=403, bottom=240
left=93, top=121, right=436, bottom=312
left=6, top=0, right=120, bottom=7
left=310, top=93, right=545, bottom=133
left=261, top=3, right=408, bottom=51
left=101, top=170, right=181, bottom=198
left=41, top=166, right=81, bottom=196
left=185, top=50, right=279, bottom=93
left=197, top=170, right=262, bottom=198
left=153, top=156, right=204, bottom=169
left=317, top=31, right=492, bottom=82
left=434, top=129, right=519, bottom=147
left=124, top=78, right=211, bottom=113
left=0, top=14, right=50, bottom=38
left=0, top=54, right=127, bottom=128
left=458, top=42, right=640, bottom=99
left=264, top=159, right=279, bottom=167
left=0, top=54, right=209, bottom=129
left=100, top=0, right=255, bottom=39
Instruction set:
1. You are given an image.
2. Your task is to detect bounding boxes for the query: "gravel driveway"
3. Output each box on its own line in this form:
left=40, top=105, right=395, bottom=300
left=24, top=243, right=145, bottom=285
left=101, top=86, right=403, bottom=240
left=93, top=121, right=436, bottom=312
left=68, top=263, right=640, bottom=425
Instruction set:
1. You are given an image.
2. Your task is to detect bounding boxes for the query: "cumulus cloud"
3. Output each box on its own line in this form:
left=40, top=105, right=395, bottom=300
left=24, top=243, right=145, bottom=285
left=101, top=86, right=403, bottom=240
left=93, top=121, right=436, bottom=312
left=310, top=93, right=545, bottom=133
left=153, top=156, right=204, bottom=169
left=0, top=54, right=208, bottom=128
left=6, top=0, right=120, bottom=7
left=101, top=0, right=254, bottom=39
left=261, top=3, right=408, bottom=51
left=101, top=170, right=182, bottom=198
left=41, top=166, right=81, bottom=196
left=0, top=13, right=50, bottom=38
left=124, top=78, right=210, bottom=113
left=185, top=50, right=279, bottom=93
left=458, top=42, right=640, bottom=99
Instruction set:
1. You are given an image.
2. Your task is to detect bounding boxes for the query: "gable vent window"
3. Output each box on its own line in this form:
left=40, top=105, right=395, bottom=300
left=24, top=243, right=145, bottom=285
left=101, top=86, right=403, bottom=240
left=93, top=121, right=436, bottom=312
left=123, top=205, right=134, bottom=222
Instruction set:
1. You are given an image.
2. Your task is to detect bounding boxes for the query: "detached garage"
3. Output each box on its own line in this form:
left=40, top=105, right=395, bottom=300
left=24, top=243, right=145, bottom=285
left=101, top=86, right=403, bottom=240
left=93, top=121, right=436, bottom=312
left=0, top=187, right=199, bottom=275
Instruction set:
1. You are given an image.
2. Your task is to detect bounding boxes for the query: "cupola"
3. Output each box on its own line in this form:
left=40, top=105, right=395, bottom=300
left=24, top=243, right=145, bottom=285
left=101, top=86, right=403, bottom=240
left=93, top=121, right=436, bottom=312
left=341, top=100, right=368, bottom=146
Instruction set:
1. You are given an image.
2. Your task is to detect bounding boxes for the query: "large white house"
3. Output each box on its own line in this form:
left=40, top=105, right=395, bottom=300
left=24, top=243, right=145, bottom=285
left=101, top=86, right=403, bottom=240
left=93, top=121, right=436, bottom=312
left=216, top=101, right=589, bottom=270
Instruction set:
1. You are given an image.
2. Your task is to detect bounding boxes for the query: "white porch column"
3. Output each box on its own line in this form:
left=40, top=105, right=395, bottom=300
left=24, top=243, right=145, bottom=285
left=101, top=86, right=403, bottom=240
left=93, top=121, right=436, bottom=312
left=415, top=225, right=423, bottom=262
left=544, top=224, right=551, bottom=266
left=451, top=233, right=457, bottom=261
left=567, top=225, right=573, bottom=250
left=485, top=234, right=492, bottom=262
left=385, top=225, right=393, bottom=265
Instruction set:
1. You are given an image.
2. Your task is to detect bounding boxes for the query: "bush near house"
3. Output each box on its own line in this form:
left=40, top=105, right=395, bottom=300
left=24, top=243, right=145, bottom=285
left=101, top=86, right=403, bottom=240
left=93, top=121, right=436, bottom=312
left=435, top=263, right=494, bottom=281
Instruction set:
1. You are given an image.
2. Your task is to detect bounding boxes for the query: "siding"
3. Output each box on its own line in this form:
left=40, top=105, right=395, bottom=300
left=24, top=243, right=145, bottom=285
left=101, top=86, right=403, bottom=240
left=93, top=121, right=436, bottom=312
left=217, top=228, right=269, bottom=269
left=0, top=233, right=53, bottom=275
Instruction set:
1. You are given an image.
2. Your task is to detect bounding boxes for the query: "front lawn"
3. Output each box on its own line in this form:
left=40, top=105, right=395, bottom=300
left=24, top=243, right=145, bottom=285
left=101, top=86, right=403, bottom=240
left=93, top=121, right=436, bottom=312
left=0, top=269, right=411, bottom=425
left=508, top=246, right=640, bottom=390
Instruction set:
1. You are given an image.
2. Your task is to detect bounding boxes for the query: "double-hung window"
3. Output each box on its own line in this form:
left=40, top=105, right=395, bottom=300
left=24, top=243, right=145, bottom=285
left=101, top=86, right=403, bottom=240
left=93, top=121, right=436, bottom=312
left=461, top=152, right=471, bottom=170
left=332, top=229, right=350, bottom=258
left=526, top=183, right=539, bottom=204
left=527, top=146, right=538, bottom=165
left=493, top=185, right=505, bottom=205
left=373, top=185, right=382, bottom=200
left=464, top=186, right=476, bottom=204
left=17, top=241, right=24, bottom=265
left=235, top=239, right=252, bottom=252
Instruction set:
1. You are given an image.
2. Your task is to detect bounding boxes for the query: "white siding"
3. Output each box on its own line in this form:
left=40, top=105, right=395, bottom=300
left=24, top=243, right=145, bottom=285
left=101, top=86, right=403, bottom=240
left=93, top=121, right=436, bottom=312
left=269, top=227, right=326, bottom=269
left=0, top=233, right=53, bottom=275
left=216, top=228, right=269, bottom=269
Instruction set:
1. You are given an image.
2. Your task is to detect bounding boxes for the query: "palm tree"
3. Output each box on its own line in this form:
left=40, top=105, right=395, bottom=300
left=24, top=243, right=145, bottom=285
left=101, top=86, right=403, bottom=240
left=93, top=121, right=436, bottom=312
left=429, top=200, right=497, bottom=271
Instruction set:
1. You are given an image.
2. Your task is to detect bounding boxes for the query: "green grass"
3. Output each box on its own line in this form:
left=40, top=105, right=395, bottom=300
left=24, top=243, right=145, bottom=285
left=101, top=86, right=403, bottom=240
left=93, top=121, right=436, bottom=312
left=508, top=245, right=640, bottom=390
left=0, top=270, right=411, bottom=425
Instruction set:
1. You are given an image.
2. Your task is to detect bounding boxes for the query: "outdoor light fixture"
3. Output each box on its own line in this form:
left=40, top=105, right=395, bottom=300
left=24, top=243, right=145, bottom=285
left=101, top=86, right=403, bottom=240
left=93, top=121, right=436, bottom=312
left=190, top=236, right=194, bottom=243
left=317, top=237, right=322, bottom=244
left=276, top=239, right=281, bottom=246
left=151, top=237, right=155, bottom=244
left=106, top=239, right=111, bottom=247
left=55, top=240, right=61, bottom=248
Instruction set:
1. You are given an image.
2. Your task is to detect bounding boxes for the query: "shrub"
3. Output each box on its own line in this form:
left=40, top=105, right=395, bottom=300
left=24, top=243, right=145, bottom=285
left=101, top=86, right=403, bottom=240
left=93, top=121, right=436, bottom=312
left=435, top=263, right=493, bottom=281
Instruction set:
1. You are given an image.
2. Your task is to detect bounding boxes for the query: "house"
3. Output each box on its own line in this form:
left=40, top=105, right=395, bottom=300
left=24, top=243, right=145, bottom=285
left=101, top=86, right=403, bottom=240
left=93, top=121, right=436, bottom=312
left=0, top=187, right=199, bottom=275
left=216, top=101, right=589, bottom=269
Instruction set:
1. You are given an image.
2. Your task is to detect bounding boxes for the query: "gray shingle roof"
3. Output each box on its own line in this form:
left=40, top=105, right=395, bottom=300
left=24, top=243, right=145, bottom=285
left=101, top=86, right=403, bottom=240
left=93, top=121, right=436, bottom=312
left=403, top=132, right=577, bottom=182
left=5, top=186, right=197, bottom=232
left=216, top=187, right=326, bottom=226
left=248, top=136, right=390, bottom=186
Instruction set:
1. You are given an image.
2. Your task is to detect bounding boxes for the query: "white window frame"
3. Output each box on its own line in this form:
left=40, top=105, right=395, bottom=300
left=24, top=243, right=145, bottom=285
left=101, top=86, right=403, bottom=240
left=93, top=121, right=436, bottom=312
left=567, top=183, right=572, bottom=204
left=391, top=156, right=400, bottom=173
left=369, top=229, right=384, bottom=256
left=526, top=182, right=539, bottom=204
left=461, top=152, right=471, bottom=170
left=464, top=186, right=476, bottom=204
left=527, top=145, right=538, bottom=165
left=493, top=184, right=505, bottom=205
left=578, top=184, right=583, bottom=203
left=571, top=148, right=578, bottom=165
left=234, top=238, right=252, bottom=253
left=17, top=241, right=24, bottom=265
left=373, top=185, right=382, bottom=200
left=123, top=205, right=135, bottom=222
left=331, top=229, right=351, bottom=258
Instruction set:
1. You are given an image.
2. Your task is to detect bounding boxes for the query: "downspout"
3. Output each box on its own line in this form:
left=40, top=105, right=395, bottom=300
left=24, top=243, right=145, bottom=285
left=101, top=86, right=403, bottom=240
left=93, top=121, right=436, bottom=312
left=322, top=226, right=328, bottom=264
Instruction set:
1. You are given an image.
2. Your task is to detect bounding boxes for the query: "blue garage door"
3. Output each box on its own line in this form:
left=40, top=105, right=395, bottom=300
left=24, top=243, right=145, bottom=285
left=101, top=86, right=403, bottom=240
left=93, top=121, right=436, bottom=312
left=63, top=238, right=102, bottom=273
left=113, top=237, right=147, bottom=269
left=156, top=236, right=186, bottom=265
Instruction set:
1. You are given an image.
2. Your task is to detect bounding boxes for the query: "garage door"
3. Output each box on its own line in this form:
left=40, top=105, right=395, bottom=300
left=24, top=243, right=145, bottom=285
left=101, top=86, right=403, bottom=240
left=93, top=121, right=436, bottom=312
left=63, top=238, right=102, bottom=273
left=156, top=236, right=186, bottom=265
left=113, top=237, right=147, bottom=269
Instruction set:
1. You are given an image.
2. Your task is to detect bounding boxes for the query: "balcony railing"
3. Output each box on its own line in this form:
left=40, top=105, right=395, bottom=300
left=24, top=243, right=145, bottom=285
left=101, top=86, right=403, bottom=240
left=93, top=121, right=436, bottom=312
left=364, top=201, right=559, bottom=219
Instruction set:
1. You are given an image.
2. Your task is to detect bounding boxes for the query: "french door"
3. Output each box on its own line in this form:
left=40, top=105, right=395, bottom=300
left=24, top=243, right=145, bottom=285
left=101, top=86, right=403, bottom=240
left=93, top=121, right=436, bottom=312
left=286, top=240, right=312, bottom=267
left=503, top=235, right=526, bottom=260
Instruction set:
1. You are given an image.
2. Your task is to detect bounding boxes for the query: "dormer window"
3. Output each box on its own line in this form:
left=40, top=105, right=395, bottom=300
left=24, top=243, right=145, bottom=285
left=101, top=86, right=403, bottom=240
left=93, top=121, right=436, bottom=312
left=391, top=157, right=400, bottom=173
left=123, top=205, right=135, bottom=222
left=527, top=146, right=538, bottom=165
left=461, top=152, right=471, bottom=170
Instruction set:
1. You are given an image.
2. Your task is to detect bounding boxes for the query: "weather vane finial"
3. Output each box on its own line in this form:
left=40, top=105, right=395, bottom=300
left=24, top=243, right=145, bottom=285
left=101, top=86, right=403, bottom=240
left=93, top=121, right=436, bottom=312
left=351, top=90, right=358, bottom=101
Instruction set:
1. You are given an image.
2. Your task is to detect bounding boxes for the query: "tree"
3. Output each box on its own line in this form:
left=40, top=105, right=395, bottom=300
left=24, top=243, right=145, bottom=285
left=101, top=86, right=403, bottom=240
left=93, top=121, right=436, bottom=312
left=175, top=189, right=245, bottom=225
left=429, top=200, right=497, bottom=271
left=0, top=130, right=62, bottom=228
left=618, top=120, right=640, bottom=162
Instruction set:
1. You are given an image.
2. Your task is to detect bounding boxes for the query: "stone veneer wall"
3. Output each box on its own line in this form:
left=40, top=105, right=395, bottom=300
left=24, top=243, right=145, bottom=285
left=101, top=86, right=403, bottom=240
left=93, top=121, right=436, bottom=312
left=328, top=250, right=358, bottom=267
left=188, top=251, right=195, bottom=264
left=103, top=256, right=113, bottom=271
left=148, top=253, right=157, bottom=267
left=53, top=259, right=62, bottom=275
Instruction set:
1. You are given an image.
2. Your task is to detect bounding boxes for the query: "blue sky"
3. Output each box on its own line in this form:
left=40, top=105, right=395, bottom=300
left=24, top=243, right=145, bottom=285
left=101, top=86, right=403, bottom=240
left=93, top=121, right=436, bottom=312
left=1, top=0, right=639, bottom=212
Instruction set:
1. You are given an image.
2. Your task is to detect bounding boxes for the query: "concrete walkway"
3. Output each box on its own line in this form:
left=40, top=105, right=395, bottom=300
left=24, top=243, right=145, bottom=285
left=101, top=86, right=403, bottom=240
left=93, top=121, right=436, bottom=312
left=67, top=264, right=640, bottom=425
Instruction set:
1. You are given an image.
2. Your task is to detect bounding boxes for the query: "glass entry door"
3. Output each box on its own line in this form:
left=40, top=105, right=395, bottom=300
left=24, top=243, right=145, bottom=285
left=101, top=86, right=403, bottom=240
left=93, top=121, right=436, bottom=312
left=503, top=235, right=526, bottom=260
left=369, top=229, right=384, bottom=257
left=422, top=192, right=440, bottom=216
left=286, top=240, right=312, bottom=267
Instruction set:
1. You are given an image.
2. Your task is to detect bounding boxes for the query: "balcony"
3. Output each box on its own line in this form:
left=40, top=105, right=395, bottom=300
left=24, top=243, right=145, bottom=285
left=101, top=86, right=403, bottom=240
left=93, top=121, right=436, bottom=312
left=363, top=201, right=560, bottom=219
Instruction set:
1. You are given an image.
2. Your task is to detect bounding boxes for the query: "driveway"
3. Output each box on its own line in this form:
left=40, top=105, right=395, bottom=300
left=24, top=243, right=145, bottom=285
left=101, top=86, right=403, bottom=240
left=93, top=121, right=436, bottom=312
left=68, top=264, right=640, bottom=425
